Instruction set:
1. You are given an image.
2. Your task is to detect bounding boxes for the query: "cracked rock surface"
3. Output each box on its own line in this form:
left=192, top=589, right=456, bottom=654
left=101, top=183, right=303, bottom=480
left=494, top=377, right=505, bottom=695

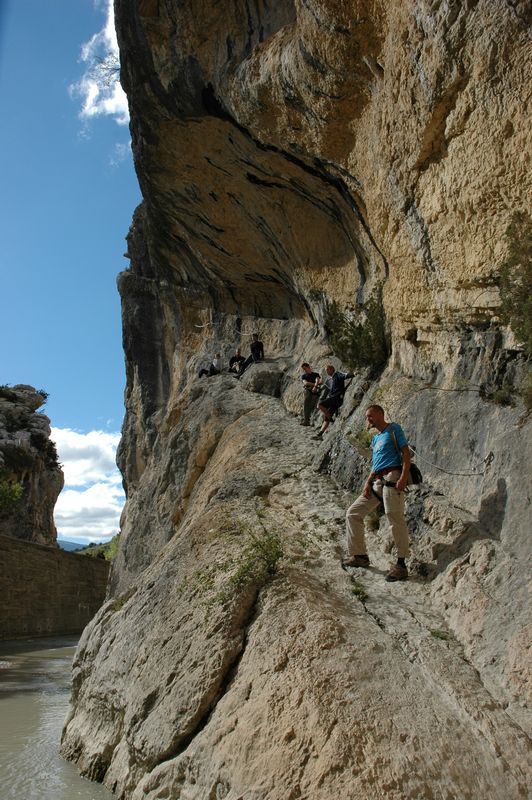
left=62, top=377, right=531, bottom=799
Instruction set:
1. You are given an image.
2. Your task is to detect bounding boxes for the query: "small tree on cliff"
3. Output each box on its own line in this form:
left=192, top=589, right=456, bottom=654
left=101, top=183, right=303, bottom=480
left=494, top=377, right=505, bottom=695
left=0, top=472, right=23, bottom=513
left=499, top=211, right=532, bottom=357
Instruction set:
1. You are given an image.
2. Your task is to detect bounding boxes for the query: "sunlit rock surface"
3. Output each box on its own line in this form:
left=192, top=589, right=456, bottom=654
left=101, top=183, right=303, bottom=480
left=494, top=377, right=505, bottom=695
left=62, top=2, right=531, bottom=798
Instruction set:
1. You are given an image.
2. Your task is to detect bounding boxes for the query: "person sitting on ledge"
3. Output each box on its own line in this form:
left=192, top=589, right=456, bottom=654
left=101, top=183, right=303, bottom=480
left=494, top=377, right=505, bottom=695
left=229, top=348, right=246, bottom=375
left=198, top=353, right=221, bottom=378
left=240, top=334, right=264, bottom=375
left=313, top=364, right=353, bottom=439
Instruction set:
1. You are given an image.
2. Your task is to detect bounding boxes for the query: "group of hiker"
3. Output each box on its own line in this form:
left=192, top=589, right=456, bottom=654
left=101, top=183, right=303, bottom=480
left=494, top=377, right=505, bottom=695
left=300, top=362, right=354, bottom=439
left=198, top=334, right=264, bottom=379
left=199, top=339, right=414, bottom=584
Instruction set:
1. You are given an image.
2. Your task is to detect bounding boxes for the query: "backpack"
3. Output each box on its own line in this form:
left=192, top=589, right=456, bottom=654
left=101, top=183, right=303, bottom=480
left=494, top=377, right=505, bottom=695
left=390, top=427, right=423, bottom=485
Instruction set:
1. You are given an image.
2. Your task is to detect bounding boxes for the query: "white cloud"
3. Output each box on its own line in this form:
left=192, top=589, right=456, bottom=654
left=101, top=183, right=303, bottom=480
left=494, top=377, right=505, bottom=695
left=109, top=140, right=132, bottom=167
left=51, top=428, right=121, bottom=486
left=70, top=0, right=129, bottom=126
left=51, top=427, right=125, bottom=543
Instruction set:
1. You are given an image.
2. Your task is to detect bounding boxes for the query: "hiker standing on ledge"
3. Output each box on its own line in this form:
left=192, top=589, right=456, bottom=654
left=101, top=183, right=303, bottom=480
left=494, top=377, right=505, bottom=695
left=344, top=404, right=411, bottom=582
left=300, top=362, right=321, bottom=426
left=314, top=364, right=353, bottom=439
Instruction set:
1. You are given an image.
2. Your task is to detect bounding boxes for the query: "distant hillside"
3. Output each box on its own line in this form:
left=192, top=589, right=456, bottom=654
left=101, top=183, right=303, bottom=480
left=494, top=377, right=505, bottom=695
left=57, top=539, right=85, bottom=552
left=77, top=534, right=120, bottom=561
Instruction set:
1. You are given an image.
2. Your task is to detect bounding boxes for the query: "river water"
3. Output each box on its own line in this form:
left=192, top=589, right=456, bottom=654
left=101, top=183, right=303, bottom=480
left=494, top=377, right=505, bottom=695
left=0, top=636, right=113, bottom=800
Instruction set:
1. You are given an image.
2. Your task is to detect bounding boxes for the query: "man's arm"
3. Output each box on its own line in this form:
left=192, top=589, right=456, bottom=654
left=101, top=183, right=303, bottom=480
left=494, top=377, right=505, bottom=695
left=396, top=445, right=411, bottom=492
left=303, top=374, right=321, bottom=389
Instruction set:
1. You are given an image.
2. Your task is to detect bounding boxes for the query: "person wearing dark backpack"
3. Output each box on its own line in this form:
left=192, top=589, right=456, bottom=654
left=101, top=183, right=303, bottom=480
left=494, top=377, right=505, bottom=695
left=313, top=364, right=353, bottom=439
left=343, top=404, right=411, bottom=581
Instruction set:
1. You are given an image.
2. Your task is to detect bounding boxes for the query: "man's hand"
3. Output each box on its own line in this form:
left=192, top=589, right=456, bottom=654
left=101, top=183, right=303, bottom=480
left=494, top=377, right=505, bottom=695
left=363, top=480, right=373, bottom=499
left=395, top=475, right=408, bottom=492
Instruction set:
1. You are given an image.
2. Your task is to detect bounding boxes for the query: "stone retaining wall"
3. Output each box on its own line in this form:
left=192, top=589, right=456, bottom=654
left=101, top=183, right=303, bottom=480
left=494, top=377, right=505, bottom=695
left=0, top=535, right=110, bottom=639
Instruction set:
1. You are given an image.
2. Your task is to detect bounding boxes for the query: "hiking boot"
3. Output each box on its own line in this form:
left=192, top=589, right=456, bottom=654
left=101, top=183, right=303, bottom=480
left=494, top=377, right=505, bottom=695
left=386, top=563, right=408, bottom=582
left=312, top=431, right=323, bottom=440
left=342, top=554, right=370, bottom=568
left=300, top=421, right=310, bottom=426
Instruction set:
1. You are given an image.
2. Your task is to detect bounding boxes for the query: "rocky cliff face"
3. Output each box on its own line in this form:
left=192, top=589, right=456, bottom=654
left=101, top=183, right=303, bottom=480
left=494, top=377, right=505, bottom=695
left=0, top=385, right=64, bottom=546
left=61, top=2, right=531, bottom=798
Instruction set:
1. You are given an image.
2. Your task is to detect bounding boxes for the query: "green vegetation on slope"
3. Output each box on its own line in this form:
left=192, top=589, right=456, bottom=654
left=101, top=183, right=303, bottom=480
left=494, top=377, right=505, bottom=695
left=324, top=285, right=389, bottom=373
left=78, top=533, right=121, bottom=561
left=499, top=211, right=532, bottom=357
left=0, top=472, right=23, bottom=512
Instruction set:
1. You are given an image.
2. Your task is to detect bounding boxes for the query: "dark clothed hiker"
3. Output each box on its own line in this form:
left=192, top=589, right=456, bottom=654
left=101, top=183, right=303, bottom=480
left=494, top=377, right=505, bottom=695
left=343, top=404, right=411, bottom=582
left=229, top=349, right=245, bottom=374
left=198, top=354, right=221, bottom=378
left=300, top=363, right=321, bottom=426
left=240, top=334, right=264, bottom=374
left=314, top=365, right=353, bottom=439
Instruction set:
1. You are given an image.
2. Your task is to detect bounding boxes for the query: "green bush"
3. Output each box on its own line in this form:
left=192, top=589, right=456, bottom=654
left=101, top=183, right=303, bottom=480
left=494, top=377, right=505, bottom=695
left=0, top=474, right=23, bottom=513
left=181, top=516, right=284, bottom=608
left=45, top=440, right=60, bottom=468
left=521, top=371, right=532, bottom=411
left=349, top=428, right=373, bottom=457
left=430, top=628, right=451, bottom=641
left=324, top=286, right=389, bottom=372
left=499, top=211, right=532, bottom=356
left=78, top=533, right=121, bottom=561
left=491, top=383, right=514, bottom=407
left=350, top=580, right=368, bottom=603
left=210, top=524, right=283, bottom=607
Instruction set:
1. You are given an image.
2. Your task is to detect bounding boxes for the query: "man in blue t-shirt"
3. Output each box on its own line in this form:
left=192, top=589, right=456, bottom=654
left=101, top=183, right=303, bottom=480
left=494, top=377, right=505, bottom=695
left=344, top=404, right=411, bottom=581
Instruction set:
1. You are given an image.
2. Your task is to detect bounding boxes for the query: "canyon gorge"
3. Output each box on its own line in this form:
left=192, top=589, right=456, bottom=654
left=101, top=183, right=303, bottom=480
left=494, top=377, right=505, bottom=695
left=61, top=1, right=531, bottom=798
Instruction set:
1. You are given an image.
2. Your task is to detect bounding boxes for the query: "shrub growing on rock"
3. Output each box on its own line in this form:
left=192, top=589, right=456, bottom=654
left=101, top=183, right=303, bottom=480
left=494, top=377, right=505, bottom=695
left=0, top=472, right=23, bottom=513
left=499, top=211, right=532, bottom=356
left=325, top=285, right=389, bottom=373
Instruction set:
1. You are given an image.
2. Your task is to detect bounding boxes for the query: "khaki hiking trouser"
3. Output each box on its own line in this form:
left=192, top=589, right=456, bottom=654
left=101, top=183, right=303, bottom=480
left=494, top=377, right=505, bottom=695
left=346, top=469, right=410, bottom=559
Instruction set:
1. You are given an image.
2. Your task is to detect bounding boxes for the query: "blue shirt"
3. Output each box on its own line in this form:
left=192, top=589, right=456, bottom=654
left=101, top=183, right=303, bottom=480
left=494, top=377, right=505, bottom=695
left=371, top=423, right=408, bottom=472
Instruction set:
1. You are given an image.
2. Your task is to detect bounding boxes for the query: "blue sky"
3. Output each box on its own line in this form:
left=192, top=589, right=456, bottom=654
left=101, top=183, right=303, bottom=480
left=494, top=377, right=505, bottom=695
left=0, top=0, right=142, bottom=542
